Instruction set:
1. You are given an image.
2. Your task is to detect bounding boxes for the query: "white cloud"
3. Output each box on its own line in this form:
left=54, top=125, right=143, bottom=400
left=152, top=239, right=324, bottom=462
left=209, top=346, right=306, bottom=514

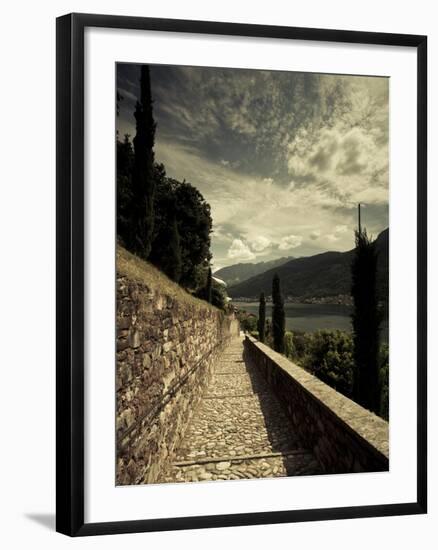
left=121, top=67, right=388, bottom=269
left=334, top=224, right=348, bottom=235
left=227, top=239, right=256, bottom=261
left=155, top=140, right=356, bottom=262
left=251, top=236, right=271, bottom=252
left=278, top=235, right=303, bottom=250
left=327, top=224, right=350, bottom=242
left=285, top=76, right=389, bottom=210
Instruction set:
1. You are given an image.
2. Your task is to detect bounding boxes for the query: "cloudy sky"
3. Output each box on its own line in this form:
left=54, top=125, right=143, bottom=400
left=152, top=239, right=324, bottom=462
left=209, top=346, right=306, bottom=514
left=117, top=64, right=389, bottom=270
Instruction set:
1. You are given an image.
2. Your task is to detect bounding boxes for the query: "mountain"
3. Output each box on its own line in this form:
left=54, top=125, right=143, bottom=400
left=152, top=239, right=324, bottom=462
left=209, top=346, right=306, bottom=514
left=214, top=256, right=293, bottom=287
left=228, top=228, right=389, bottom=301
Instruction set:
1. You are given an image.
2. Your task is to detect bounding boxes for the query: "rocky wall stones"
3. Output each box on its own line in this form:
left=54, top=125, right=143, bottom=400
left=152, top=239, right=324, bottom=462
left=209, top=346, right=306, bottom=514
left=244, top=336, right=389, bottom=474
left=116, top=274, right=234, bottom=485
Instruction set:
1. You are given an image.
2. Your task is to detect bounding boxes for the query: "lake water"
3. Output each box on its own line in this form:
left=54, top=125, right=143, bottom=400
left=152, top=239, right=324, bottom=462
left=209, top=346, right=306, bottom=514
left=233, top=301, right=388, bottom=343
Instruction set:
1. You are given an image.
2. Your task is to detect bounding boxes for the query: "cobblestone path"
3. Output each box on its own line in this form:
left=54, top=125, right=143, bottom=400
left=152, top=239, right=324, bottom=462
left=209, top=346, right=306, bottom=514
left=160, top=336, right=321, bottom=483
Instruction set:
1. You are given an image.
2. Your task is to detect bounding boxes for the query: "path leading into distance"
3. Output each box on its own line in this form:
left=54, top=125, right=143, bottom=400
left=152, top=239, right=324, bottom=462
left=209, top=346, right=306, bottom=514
left=160, top=336, right=321, bottom=483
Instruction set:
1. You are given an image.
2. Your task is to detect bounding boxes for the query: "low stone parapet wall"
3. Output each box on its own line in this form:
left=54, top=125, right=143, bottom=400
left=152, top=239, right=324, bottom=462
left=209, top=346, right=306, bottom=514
left=244, top=336, right=389, bottom=474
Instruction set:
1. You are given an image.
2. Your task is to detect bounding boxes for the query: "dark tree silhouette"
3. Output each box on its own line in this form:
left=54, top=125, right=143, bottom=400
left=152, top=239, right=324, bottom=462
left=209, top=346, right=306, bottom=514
left=150, top=176, right=212, bottom=290
left=116, top=67, right=214, bottom=294
left=158, top=213, right=182, bottom=283
left=351, top=228, right=382, bottom=413
left=116, top=134, right=133, bottom=244
left=206, top=268, right=212, bottom=304
left=173, top=180, right=212, bottom=288
left=258, top=292, right=266, bottom=343
left=129, top=65, right=156, bottom=259
left=272, top=274, right=285, bottom=353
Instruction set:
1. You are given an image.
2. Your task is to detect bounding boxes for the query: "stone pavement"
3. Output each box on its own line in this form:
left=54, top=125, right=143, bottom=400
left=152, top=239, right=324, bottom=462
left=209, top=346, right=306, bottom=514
left=159, top=336, right=321, bottom=483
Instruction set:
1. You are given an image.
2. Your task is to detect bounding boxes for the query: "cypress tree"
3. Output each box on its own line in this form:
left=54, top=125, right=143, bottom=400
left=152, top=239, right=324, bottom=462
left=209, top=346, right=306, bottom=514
left=129, top=65, right=156, bottom=259
left=206, top=267, right=212, bottom=304
left=272, top=274, right=285, bottom=353
left=351, top=228, right=382, bottom=413
left=165, top=216, right=182, bottom=283
left=258, top=292, right=266, bottom=342
left=116, top=134, right=133, bottom=244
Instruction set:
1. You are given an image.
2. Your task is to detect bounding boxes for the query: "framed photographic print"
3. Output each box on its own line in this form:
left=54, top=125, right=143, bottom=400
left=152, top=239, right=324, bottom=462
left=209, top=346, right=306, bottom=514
left=56, top=13, right=427, bottom=536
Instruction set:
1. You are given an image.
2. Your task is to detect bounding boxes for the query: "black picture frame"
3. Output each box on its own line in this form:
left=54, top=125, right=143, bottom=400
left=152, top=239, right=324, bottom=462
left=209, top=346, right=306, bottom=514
left=56, top=12, right=427, bottom=537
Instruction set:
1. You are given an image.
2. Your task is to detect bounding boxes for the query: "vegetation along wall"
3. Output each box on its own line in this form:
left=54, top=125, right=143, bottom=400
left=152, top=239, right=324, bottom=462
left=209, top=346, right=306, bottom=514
left=116, top=246, right=239, bottom=485
left=244, top=336, right=389, bottom=474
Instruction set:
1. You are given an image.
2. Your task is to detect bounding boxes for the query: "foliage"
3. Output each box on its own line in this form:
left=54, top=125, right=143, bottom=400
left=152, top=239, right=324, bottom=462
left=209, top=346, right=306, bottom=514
left=206, top=268, right=212, bottom=304
left=194, top=272, right=227, bottom=310
left=237, top=310, right=258, bottom=333
left=156, top=214, right=182, bottom=283
left=351, top=229, right=383, bottom=413
left=280, top=328, right=389, bottom=419
left=264, top=318, right=273, bottom=347
left=211, top=285, right=226, bottom=310
left=128, top=65, right=157, bottom=259
left=257, top=292, right=266, bottom=343
left=117, top=244, right=218, bottom=315
left=283, top=331, right=295, bottom=360
left=149, top=174, right=212, bottom=291
left=272, top=274, right=285, bottom=353
left=116, top=65, right=213, bottom=292
left=290, top=330, right=308, bottom=360
left=173, top=180, right=212, bottom=288
left=302, top=330, right=355, bottom=397
left=116, top=134, right=134, bottom=245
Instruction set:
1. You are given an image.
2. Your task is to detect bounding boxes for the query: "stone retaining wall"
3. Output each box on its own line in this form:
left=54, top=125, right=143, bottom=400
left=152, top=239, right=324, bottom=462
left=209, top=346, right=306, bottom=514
left=116, top=271, right=237, bottom=485
left=244, top=336, right=389, bottom=474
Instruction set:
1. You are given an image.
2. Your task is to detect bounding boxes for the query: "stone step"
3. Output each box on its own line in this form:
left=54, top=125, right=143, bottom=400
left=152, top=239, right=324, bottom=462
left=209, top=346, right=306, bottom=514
left=173, top=448, right=312, bottom=467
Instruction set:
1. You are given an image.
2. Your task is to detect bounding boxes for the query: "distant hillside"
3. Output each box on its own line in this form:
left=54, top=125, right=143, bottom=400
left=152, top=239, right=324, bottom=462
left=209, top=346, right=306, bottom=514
left=228, top=228, right=389, bottom=301
left=214, top=256, right=293, bottom=286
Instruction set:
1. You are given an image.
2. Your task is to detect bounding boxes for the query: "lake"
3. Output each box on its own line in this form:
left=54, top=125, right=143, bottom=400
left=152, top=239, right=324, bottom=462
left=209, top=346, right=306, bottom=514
left=232, top=301, right=388, bottom=343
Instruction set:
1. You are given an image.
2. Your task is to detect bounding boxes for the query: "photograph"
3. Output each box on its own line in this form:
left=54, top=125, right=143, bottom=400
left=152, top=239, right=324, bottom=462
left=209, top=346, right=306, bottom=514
left=115, top=62, right=390, bottom=486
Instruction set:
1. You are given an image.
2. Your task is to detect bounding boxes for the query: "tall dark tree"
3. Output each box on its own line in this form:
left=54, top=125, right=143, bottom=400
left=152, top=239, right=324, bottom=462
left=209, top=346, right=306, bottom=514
left=206, top=268, right=212, bottom=304
left=351, top=227, right=382, bottom=413
left=116, top=134, right=133, bottom=244
left=173, top=180, right=212, bottom=288
left=272, top=274, right=285, bottom=353
left=162, top=215, right=182, bottom=283
left=150, top=175, right=212, bottom=291
left=129, top=65, right=156, bottom=259
left=258, top=292, right=266, bottom=343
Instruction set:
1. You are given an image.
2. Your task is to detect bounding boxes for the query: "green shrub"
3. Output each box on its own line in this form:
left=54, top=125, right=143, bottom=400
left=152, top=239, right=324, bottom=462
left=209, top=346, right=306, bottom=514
left=290, top=331, right=310, bottom=361
left=302, top=330, right=354, bottom=398
left=284, top=331, right=295, bottom=360
left=211, top=285, right=226, bottom=310
left=237, top=310, right=258, bottom=332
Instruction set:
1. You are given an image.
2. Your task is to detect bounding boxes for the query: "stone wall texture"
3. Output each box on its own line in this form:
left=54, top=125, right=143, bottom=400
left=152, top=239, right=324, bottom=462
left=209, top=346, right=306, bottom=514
left=244, top=336, right=389, bottom=474
left=116, top=268, right=238, bottom=485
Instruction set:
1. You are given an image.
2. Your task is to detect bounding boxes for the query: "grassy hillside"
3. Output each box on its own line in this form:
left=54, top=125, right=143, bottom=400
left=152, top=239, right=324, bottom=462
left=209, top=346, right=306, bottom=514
left=228, top=228, right=388, bottom=301
left=117, top=245, right=219, bottom=313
